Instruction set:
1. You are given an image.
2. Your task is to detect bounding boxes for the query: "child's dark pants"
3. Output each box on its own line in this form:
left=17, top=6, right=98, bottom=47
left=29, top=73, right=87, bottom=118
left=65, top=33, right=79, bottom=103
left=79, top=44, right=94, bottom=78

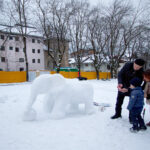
left=130, top=107, right=145, bottom=129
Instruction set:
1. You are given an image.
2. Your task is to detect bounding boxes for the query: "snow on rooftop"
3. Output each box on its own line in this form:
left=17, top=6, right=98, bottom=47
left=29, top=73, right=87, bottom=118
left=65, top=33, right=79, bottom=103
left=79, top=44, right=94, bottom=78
left=0, top=24, right=43, bottom=38
left=69, top=56, right=93, bottom=64
left=69, top=55, right=109, bottom=64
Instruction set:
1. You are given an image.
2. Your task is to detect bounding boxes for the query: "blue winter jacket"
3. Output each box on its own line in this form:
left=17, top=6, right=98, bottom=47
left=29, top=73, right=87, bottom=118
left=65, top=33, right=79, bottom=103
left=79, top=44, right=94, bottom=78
left=127, top=87, right=144, bottom=111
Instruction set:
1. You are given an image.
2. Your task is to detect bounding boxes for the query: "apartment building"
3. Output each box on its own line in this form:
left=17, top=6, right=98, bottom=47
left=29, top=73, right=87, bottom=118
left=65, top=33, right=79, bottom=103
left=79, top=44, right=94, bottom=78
left=0, top=31, right=45, bottom=71
left=70, top=49, right=94, bottom=58
left=0, top=30, right=69, bottom=71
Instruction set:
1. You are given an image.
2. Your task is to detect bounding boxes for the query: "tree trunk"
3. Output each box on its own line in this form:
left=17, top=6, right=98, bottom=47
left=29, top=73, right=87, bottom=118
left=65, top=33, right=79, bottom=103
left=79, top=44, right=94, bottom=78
left=23, top=37, right=28, bottom=81
left=96, top=68, right=99, bottom=80
left=77, top=62, right=81, bottom=78
left=110, top=66, right=114, bottom=78
left=56, top=67, right=60, bottom=73
left=78, top=67, right=81, bottom=77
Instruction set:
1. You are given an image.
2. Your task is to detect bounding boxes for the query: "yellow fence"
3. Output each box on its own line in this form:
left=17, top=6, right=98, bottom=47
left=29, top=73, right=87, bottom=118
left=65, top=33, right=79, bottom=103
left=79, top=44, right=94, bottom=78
left=0, top=71, right=26, bottom=83
left=51, top=71, right=111, bottom=80
left=50, top=71, right=79, bottom=79
left=0, top=71, right=110, bottom=83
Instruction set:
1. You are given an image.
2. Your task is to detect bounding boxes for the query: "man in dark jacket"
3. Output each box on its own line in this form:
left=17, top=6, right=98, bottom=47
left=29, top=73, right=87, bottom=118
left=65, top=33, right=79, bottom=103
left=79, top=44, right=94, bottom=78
left=111, top=58, right=145, bottom=120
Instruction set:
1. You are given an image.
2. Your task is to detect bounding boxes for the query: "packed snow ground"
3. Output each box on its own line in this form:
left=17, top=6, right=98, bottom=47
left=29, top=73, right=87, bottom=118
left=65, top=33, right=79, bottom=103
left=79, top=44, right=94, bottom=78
left=0, top=79, right=150, bottom=150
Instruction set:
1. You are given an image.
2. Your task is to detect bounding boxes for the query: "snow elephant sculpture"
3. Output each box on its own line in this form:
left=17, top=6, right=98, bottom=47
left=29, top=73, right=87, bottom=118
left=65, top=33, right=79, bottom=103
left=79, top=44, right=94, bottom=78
left=23, top=74, right=94, bottom=120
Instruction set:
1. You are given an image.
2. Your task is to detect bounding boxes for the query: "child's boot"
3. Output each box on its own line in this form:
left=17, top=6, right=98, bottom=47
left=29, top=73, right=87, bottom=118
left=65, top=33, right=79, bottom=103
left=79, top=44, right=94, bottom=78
left=139, top=125, right=147, bottom=130
left=130, top=127, right=139, bottom=133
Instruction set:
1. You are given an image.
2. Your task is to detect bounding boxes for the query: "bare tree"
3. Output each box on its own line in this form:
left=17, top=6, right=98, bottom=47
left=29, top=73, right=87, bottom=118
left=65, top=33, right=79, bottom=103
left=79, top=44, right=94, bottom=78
left=5, top=0, right=32, bottom=80
left=88, top=7, right=110, bottom=80
left=101, top=0, right=145, bottom=78
left=130, top=26, right=150, bottom=64
left=35, top=0, right=72, bottom=73
left=68, top=0, right=90, bottom=77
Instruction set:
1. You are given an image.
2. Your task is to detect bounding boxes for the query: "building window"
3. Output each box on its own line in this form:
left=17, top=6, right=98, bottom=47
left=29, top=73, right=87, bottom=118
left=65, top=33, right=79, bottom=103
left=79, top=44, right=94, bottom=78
left=37, top=40, right=40, bottom=43
left=0, top=35, right=4, bottom=40
left=9, top=36, right=13, bottom=40
left=19, top=58, right=24, bottom=62
left=20, top=68, right=24, bottom=71
left=0, top=46, right=5, bottom=51
left=38, top=59, right=40, bottom=63
left=32, top=49, right=35, bottom=53
left=15, top=36, right=19, bottom=41
left=9, top=46, right=13, bottom=50
left=38, top=49, right=40, bottom=53
left=1, top=57, right=5, bottom=62
left=32, top=39, right=35, bottom=43
left=15, top=47, right=19, bottom=52
left=32, top=59, right=35, bottom=63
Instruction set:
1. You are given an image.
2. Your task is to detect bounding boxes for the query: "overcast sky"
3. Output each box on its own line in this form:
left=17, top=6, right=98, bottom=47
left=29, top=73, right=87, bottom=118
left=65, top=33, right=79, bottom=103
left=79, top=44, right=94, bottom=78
left=88, top=0, right=148, bottom=7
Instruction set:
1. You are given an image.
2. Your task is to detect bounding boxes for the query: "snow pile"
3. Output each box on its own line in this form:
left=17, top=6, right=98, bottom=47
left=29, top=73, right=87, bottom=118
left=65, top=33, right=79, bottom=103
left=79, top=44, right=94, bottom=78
left=23, top=74, right=94, bottom=120
left=0, top=79, right=150, bottom=150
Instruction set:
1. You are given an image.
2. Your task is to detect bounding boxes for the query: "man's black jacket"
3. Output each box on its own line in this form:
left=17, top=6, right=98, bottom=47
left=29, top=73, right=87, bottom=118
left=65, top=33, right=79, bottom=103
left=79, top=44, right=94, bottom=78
left=118, top=62, right=144, bottom=88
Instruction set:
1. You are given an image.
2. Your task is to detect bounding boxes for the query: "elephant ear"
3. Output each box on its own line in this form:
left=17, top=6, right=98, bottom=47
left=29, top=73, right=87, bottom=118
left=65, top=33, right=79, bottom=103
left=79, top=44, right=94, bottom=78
left=23, top=108, right=37, bottom=121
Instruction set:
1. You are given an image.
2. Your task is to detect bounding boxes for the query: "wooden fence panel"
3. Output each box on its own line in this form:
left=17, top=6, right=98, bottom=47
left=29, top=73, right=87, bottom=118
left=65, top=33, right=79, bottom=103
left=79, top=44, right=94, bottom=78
left=0, top=71, right=111, bottom=83
left=0, top=71, right=26, bottom=83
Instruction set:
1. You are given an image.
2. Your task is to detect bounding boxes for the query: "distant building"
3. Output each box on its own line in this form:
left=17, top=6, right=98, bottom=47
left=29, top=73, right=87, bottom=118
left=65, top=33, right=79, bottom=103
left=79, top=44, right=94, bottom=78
left=0, top=31, right=45, bottom=71
left=69, top=49, right=109, bottom=72
left=69, top=56, right=109, bottom=72
left=44, top=38, right=69, bottom=70
left=0, top=30, right=69, bottom=71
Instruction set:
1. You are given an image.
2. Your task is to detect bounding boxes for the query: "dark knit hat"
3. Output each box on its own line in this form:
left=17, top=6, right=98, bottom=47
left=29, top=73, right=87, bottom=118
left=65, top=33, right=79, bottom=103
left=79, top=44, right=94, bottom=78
left=130, top=77, right=142, bottom=87
left=134, top=58, right=145, bottom=66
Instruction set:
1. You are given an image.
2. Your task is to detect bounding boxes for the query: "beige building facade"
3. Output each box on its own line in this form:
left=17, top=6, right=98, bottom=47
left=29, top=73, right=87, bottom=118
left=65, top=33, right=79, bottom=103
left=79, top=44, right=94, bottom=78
left=44, top=38, right=69, bottom=70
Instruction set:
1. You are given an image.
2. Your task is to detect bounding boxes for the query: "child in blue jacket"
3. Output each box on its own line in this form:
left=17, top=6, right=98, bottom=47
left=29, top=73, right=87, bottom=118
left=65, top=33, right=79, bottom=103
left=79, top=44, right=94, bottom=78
left=127, top=77, right=147, bottom=132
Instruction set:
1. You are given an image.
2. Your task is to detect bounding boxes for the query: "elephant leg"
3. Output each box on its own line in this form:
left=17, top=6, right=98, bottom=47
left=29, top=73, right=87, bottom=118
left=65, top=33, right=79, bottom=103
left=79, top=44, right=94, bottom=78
left=43, top=94, right=54, bottom=113
left=23, top=108, right=37, bottom=121
left=26, top=92, right=38, bottom=111
left=50, top=100, right=66, bottom=119
left=69, top=103, right=79, bottom=113
left=23, top=94, right=37, bottom=121
left=23, top=92, right=38, bottom=121
left=85, top=100, right=94, bottom=114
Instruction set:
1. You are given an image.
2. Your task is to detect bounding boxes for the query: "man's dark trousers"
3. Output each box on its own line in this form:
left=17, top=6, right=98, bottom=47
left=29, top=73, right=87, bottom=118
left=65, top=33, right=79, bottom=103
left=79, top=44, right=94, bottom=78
left=115, top=91, right=130, bottom=116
